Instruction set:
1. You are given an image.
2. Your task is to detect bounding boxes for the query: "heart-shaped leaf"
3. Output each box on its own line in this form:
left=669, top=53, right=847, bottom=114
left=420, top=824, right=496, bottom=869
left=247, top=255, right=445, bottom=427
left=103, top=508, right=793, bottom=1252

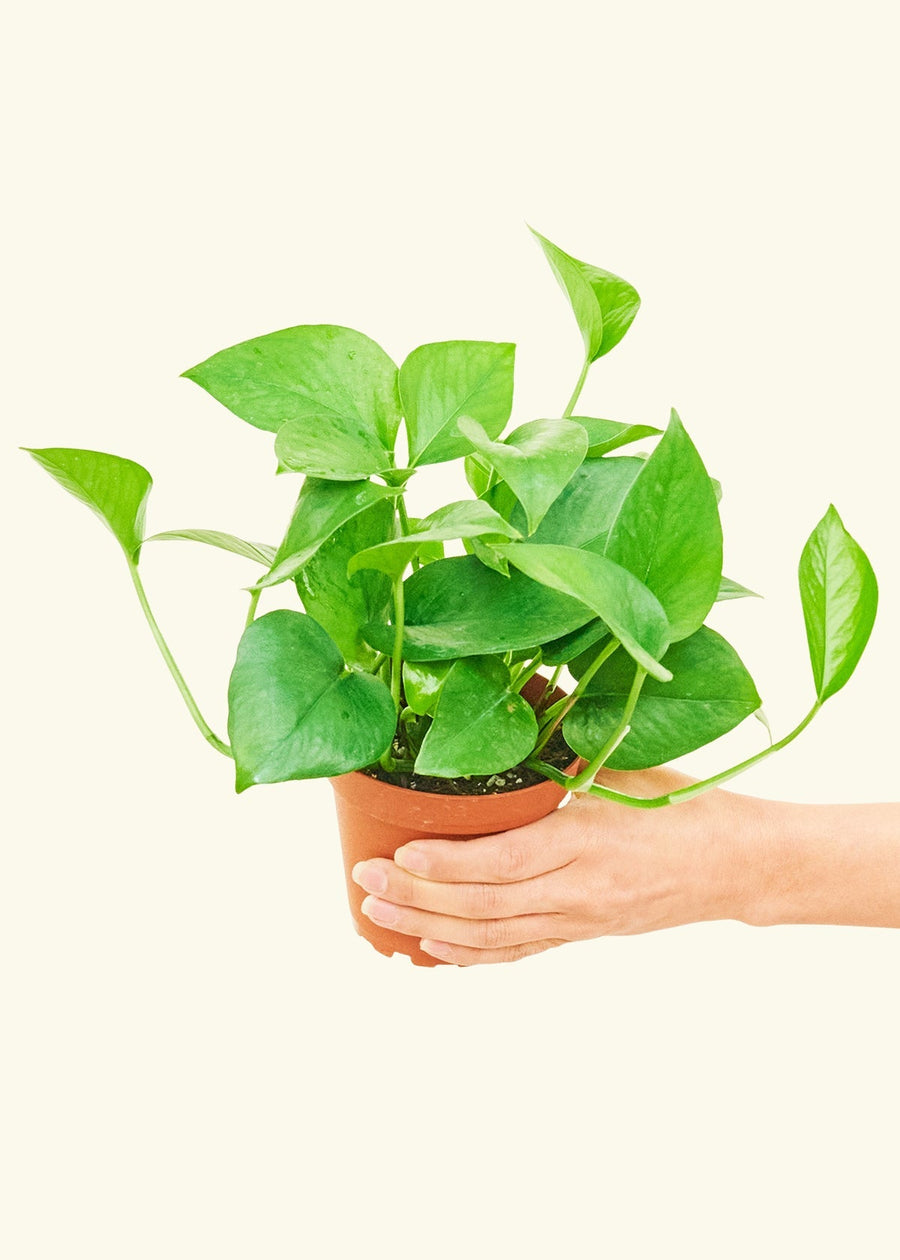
left=227, top=610, right=396, bottom=790
left=569, top=416, right=662, bottom=457
left=402, top=660, right=451, bottom=716
left=530, top=229, right=641, bottom=362
left=541, top=618, right=610, bottom=666
left=799, top=505, right=878, bottom=703
left=256, top=478, right=396, bottom=589
left=414, top=656, right=538, bottom=777
left=564, top=627, right=761, bottom=769
left=295, top=500, right=394, bottom=667
left=400, top=341, right=515, bottom=466
left=25, top=447, right=152, bottom=558
left=183, top=324, right=402, bottom=448
left=604, top=410, right=722, bottom=641
left=274, top=413, right=394, bottom=481
left=146, top=529, right=276, bottom=567
left=458, top=417, right=588, bottom=533
left=349, top=500, right=520, bottom=579
left=717, top=576, right=761, bottom=602
left=515, top=456, right=644, bottom=552
left=362, top=555, right=594, bottom=661
left=495, top=542, right=672, bottom=681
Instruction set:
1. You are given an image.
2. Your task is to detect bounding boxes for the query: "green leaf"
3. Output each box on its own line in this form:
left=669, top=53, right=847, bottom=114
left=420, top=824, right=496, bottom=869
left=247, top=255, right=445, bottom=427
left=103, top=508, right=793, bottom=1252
left=362, top=555, right=594, bottom=661
left=402, top=660, right=451, bottom=716
left=256, top=478, right=396, bottom=589
left=400, top=341, right=515, bottom=466
left=518, top=456, right=644, bottom=552
left=415, top=656, right=538, bottom=777
left=604, top=410, right=722, bottom=641
left=274, top=412, right=394, bottom=481
left=349, top=499, right=520, bottom=579
left=495, top=542, right=672, bottom=682
left=717, top=576, right=761, bottom=602
left=296, top=500, right=394, bottom=667
left=570, top=416, right=662, bottom=457
left=227, top=610, right=396, bottom=790
left=25, top=447, right=152, bottom=558
left=464, top=453, right=493, bottom=498
left=146, top=529, right=276, bottom=567
left=182, top=324, right=402, bottom=448
left=799, top=505, right=878, bottom=703
left=467, top=537, right=510, bottom=577
left=458, top=417, right=588, bottom=534
left=542, top=618, right=609, bottom=666
left=564, top=626, right=762, bottom=770
left=530, top=228, right=641, bottom=362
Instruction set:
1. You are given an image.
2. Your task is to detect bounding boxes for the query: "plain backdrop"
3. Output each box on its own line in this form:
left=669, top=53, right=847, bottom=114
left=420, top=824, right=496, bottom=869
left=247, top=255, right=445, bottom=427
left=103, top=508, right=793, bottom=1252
left=2, top=2, right=898, bottom=1257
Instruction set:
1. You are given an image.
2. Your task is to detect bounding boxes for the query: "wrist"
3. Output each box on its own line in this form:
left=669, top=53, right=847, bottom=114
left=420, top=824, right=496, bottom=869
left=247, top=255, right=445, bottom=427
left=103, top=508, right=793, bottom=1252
left=737, top=797, right=900, bottom=929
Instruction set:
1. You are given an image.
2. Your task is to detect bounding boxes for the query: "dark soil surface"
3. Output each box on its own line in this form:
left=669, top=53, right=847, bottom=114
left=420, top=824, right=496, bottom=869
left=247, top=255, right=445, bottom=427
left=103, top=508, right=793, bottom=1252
left=361, top=728, right=578, bottom=796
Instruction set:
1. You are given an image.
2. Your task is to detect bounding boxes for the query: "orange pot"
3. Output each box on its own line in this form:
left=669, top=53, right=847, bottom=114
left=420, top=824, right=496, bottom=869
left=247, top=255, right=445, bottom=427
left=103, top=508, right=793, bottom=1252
left=329, top=675, right=577, bottom=966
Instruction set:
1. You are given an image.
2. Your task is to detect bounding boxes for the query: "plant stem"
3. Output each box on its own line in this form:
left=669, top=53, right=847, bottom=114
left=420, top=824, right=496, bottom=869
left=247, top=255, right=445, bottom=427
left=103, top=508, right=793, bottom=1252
left=245, top=587, right=261, bottom=628
left=563, top=356, right=591, bottom=418
left=126, top=560, right=232, bottom=758
left=511, top=653, right=543, bottom=692
left=533, top=637, right=619, bottom=754
left=536, top=664, right=564, bottom=715
left=568, top=666, right=647, bottom=791
left=390, top=573, right=405, bottom=711
left=531, top=702, right=824, bottom=808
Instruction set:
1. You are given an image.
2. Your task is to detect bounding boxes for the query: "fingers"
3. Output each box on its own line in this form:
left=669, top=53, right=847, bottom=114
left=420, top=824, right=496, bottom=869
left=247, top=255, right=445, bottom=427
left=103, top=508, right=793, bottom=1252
left=420, top=938, right=567, bottom=967
left=352, top=857, right=562, bottom=919
left=390, top=813, right=583, bottom=885
left=358, top=894, right=566, bottom=952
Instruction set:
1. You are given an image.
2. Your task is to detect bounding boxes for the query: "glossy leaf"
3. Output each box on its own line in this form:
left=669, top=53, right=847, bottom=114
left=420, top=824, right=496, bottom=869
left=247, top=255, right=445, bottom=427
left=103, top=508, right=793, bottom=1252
left=530, top=228, right=641, bottom=362
left=362, top=555, right=594, bottom=661
left=564, top=627, right=761, bottom=769
left=542, top=618, right=609, bottom=666
left=400, top=340, right=515, bottom=466
left=717, top=576, right=761, bottom=602
left=799, top=505, right=878, bottom=703
left=458, top=417, right=588, bottom=533
left=515, top=456, right=644, bottom=552
left=295, top=500, right=394, bottom=666
left=495, top=543, right=672, bottom=681
left=604, top=410, right=722, bottom=641
left=182, top=324, right=402, bottom=447
left=256, top=478, right=396, bottom=589
left=570, top=416, right=662, bottom=457
left=415, top=656, right=538, bottom=777
left=274, top=413, right=394, bottom=481
left=26, top=447, right=151, bottom=558
left=464, top=453, right=492, bottom=497
left=146, top=529, right=276, bottom=567
left=348, top=500, right=520, bottom=579
left=402, top=660, right=451, bottom=716
left=227, top=610, right=396, bottom=790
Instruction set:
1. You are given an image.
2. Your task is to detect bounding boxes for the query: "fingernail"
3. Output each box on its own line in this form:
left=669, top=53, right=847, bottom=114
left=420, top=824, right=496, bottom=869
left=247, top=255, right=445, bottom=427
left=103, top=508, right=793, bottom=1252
left=420, top=939, right=453, bottom=960
left=352, top=862, right=387, bottom=894
left=394, top=844, right=428, bottom=874
left=361, top=896, right=398, bottom=926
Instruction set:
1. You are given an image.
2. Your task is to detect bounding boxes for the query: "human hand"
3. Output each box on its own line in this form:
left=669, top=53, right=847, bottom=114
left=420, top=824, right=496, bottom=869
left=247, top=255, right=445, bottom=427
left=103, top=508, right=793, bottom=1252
left=351, top=767, right=773, bottom=965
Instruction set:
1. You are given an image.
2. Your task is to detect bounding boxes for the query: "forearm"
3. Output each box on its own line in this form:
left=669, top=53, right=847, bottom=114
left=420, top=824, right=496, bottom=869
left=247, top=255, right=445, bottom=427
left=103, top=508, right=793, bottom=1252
left=743, top=798, right=900, bottom=929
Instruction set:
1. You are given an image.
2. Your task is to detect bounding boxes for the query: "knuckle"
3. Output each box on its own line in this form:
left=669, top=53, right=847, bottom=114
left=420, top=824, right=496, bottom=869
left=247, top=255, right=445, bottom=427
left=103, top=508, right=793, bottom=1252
left=469, top=881, right=503, bottom=918
left=478, top=917, right=509, bottom=949
left=496, top=842, right=528, bottom=882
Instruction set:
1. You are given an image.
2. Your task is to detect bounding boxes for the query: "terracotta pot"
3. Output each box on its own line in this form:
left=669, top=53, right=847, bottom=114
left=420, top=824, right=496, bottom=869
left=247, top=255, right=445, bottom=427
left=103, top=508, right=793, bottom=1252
left=329, top=674, right=578, bottom=966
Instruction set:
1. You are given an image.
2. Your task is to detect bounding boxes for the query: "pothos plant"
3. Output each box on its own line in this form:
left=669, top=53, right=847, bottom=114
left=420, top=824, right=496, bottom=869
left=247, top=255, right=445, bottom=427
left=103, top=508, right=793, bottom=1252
left=25, top=229, right=878, bottom=808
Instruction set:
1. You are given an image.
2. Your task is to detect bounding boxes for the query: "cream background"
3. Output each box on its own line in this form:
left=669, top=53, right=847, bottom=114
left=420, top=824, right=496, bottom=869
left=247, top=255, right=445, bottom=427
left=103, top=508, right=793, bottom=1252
left=3, top=2, right=898, bottom=1257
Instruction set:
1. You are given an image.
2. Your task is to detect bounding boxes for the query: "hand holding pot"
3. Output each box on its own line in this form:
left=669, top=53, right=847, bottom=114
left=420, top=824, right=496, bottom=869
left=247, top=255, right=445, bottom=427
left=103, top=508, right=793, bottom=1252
left=353, top=768, right=900, bottom=965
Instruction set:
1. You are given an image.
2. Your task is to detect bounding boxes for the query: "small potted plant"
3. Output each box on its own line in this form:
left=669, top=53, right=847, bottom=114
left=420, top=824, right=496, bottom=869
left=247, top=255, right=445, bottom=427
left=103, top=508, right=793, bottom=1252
left=25, top=228, right=878, bottom=966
